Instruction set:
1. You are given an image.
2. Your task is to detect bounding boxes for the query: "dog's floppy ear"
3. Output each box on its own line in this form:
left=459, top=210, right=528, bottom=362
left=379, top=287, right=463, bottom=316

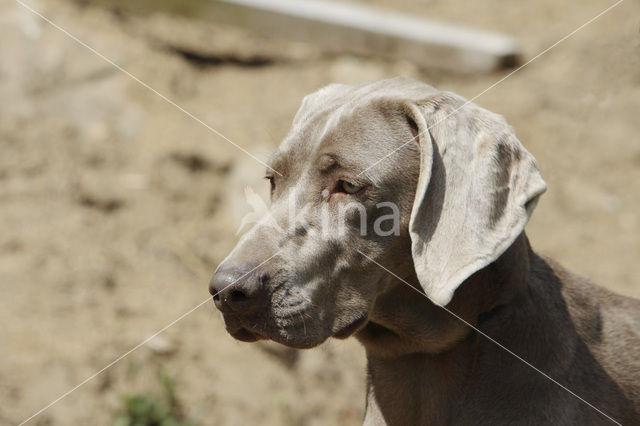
left=404, top=93, right=546, bottom=306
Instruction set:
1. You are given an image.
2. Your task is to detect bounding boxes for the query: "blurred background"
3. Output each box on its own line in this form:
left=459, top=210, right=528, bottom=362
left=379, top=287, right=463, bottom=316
left=1, top=0, right=639, bottom=424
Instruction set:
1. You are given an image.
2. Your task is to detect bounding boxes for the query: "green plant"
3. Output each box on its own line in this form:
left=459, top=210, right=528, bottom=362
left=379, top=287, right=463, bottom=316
left=112, top=369, right=196, bottom=426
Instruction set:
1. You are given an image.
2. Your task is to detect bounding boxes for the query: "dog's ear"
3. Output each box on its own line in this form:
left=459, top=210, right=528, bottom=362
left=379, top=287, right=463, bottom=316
left=403, top=93, right=546, bottom=306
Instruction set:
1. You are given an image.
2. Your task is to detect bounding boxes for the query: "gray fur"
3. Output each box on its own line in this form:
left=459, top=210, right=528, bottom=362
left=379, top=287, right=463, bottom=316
left=210, top=78, right=640, bottom=425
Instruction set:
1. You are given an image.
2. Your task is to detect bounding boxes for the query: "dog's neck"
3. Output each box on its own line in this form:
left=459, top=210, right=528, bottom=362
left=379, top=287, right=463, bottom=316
left=355, top=234, right=531, bottom=424
left=357, top=233, right=530, bottom=356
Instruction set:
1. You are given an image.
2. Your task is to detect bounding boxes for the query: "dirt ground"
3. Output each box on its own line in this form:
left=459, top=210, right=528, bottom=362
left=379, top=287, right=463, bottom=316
left=1, top=0, right=638, bottom=424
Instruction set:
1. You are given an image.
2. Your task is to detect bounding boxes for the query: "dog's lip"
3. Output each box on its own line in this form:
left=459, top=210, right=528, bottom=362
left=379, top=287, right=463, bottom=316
left=228, top=326, right=263, bottom=342
left=333, top=314, right=368, bottom=339
left=223, top=316, right=265, bottom=342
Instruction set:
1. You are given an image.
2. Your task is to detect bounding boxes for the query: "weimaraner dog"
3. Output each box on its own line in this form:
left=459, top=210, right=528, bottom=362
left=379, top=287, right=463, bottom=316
left=210, top=78, right=640, bottom=425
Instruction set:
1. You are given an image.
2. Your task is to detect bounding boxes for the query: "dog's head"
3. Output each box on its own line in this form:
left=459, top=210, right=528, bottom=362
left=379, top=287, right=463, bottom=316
left=210, top=78, right=546, bottom=349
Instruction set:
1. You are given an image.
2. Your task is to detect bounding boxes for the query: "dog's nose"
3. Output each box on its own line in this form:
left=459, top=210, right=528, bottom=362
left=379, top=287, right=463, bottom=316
left=209, top=264, right=268, bottom=315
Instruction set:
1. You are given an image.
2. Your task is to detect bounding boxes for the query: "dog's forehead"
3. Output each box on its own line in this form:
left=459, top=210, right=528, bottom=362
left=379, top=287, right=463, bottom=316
left=273, top=105, right=380, bottom=177
left=270, top=78, right=439, bottom=175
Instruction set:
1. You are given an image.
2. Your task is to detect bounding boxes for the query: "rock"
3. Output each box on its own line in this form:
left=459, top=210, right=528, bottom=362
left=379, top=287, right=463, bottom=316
left=147, top=335, right=175, bottom=356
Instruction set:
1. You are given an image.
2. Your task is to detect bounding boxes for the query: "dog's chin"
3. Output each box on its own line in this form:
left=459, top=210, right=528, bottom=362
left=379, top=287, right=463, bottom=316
left=267, top=332, right=327, bottom=349
left=266, top=311, right=371, bottom=348
left=223, top=315, right=326, bottom=348
left=232, top=326, right=328, bottom=349
left=222, top=310, right=369, bottom=348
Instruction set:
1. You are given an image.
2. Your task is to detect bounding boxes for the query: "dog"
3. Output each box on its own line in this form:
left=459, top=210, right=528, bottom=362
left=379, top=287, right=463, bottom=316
left=209, top=78, right=640, bottom=425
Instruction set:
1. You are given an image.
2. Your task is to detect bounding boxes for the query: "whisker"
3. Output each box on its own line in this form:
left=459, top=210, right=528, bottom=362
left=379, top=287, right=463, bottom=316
left=298, top=311, right=307, bottom=337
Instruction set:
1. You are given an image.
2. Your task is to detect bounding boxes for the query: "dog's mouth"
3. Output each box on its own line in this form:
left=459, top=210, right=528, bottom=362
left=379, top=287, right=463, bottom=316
left=221, top=314, right=265, bottom=342
left=221, top=309, right=315, bottom=347
left=220, top=299, right=370, bottom=347
left=222, top=309, right=327, bottom=349
left=227, top=326, right=264, bottom=343
left=225, top=317, right=367, bottom=347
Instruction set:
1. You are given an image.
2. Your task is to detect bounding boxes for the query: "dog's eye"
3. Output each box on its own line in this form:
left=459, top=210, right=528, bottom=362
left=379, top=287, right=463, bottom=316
left=265, top=175, right=275, bottom=192
left=340, top=180, right=363, bottom=194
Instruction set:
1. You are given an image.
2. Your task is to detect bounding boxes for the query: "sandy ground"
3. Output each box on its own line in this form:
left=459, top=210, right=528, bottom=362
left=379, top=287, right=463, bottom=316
left=0, top=0, right=638, bottom=424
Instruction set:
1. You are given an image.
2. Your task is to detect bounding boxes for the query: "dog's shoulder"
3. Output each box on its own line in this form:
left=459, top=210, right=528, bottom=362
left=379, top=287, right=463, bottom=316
left=537, top=255, right=640, bottom=406
left=551, top=259, right=640, bottom=347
